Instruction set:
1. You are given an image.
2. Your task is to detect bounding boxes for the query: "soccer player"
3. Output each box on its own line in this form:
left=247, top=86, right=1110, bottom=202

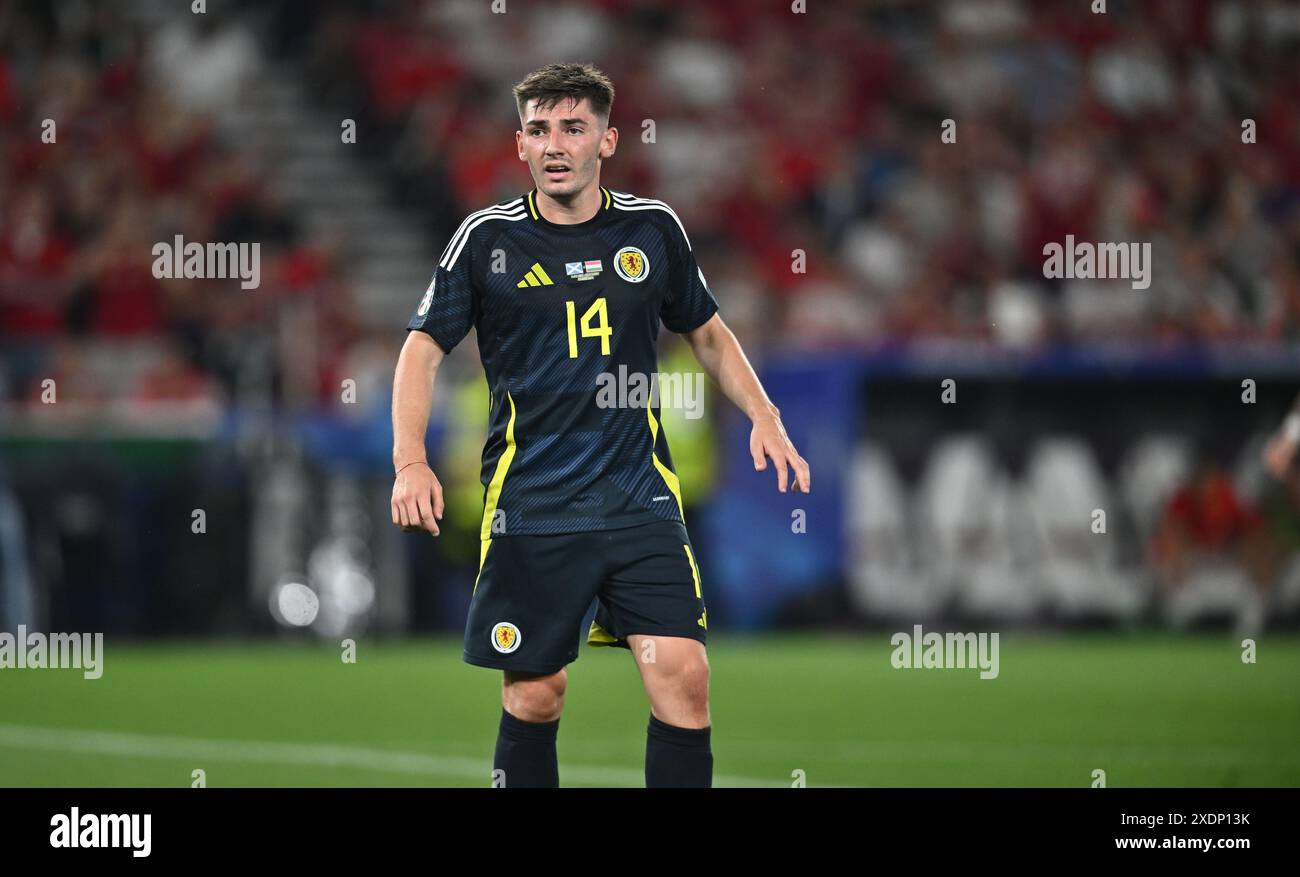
left=390, top=63, right=810, bottom=788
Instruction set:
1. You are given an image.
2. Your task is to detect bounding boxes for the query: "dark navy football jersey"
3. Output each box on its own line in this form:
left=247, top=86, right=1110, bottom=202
left=407, top=186, right=719, bottom=537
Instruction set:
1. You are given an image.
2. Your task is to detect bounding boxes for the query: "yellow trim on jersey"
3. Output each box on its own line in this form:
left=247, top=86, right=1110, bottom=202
left=528, top=187, right=610, bottom=221
left=683, top=544, right=702, bottom=599
left=479, top=390, right=518, bottom=541
left=647, top=404, right=685, bottom=521
left=531, top=262, right=553, bottom=284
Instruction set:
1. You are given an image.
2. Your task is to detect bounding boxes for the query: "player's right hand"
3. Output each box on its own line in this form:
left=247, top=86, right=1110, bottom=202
left=391, top=462, right=445, bottom=536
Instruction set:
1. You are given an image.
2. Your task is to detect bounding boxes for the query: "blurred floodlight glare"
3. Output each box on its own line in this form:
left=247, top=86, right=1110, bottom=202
left=270, top=580, right=320, bottom=628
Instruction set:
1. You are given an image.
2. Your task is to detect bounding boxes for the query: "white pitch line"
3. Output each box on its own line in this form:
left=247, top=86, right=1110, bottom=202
left=0, top=724, right=777, bottom=788
left=693, top=738, right=1300, bottom=767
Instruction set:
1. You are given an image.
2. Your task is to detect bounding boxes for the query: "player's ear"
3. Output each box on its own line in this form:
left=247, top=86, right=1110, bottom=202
left=601, top=126, right=617, bottom=158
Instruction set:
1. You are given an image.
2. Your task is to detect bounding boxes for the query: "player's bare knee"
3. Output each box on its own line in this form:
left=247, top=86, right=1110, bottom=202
left=678, top=659, right=710, bottom=709
left=502, top=669, right=566, bottom=722
left=503, top=686, right=564, bottom=723
left=646, top=657, right=709, bottom=720
left=652, top=672, right=710, bottom=728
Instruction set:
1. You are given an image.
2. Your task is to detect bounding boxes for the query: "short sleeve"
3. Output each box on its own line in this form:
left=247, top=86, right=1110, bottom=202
left=659, top=216, right=719, bottom=334
left=406, top=225, right=479, bottom=354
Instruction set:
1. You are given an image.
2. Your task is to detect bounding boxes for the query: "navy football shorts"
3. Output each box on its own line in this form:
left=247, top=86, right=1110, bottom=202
left=463, top=519, right=708, bottom=675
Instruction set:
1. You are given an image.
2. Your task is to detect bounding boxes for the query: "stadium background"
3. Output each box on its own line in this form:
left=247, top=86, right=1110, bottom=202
left=1, top=0, right=1298, bottom=786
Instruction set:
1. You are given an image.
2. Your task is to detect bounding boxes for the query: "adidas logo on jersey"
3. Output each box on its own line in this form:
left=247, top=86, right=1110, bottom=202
left=517, top=262, right=554, bottom=287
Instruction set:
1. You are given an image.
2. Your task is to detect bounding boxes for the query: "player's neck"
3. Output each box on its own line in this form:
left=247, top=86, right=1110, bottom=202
left=533, top=183, right=603, bottom=225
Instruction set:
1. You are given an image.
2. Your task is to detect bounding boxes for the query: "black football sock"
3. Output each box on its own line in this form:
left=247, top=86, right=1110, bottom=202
left=645, top=712, right=712, bottom=788
left=493, top=708, right=560, bottom=788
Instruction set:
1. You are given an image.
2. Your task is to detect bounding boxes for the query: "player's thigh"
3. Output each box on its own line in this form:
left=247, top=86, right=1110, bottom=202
left=626, top=633, right=709, bottom=681
left=626, top=634, right=710, bottom=725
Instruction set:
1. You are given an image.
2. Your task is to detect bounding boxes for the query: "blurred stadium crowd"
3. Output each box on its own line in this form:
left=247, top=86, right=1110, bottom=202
left=0, top=1, right=365, bottom=416
left=3, top=0, right=1300, bottom=634
left=5, top=0, right=1300, bottom=407
left=293, top=0, right=1300, bottom=348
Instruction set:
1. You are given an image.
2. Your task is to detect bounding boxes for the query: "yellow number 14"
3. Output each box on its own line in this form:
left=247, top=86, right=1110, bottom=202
left=566, top=297, right=612, bottom=358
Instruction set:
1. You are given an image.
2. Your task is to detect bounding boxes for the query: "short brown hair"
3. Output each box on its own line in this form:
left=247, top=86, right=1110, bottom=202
left=513, top=63, right=615, bottom=127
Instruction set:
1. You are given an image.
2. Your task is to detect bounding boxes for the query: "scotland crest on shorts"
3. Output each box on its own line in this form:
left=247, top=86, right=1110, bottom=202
left=491, top=622, right=521, bottom=653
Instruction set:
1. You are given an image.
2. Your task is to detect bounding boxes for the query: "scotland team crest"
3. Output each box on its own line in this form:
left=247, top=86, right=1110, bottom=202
left=614, top=246, right=649, bottom=283
left=491, top=622, right=521, bottom=653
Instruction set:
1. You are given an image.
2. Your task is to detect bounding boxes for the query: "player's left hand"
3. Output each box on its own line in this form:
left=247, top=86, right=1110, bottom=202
left=750, top=413, right=810, bottom=494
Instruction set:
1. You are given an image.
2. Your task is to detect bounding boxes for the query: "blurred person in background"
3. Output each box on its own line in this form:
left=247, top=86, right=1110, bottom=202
left=1151, top=451, right=1274, bottom=632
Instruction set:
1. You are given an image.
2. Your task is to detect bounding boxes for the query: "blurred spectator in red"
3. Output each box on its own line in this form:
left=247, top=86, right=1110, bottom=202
left=1150, top=455, right=1275, bottom=594
left=0, top=186, right=73, bottom=335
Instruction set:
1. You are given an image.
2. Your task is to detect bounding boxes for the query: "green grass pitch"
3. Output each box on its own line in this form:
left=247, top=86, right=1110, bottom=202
left=1, top=633, right=1297, bottom=787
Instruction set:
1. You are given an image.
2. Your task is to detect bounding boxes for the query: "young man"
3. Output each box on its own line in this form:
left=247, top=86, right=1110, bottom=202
left=391, top=63, right=810, bottom=788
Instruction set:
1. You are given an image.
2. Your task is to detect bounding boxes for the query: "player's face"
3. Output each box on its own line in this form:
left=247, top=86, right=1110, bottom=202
left=517, top=97, right=614, bottom=200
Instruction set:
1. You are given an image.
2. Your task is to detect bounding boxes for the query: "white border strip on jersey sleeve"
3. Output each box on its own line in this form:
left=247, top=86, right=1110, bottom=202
left=610, top=193, right=693, bottom=250
left=439, top=202, right=527, bottom=270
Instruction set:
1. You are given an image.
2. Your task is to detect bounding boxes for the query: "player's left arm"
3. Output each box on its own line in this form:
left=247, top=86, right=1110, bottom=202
left=682, top=313, right=810, bottom=494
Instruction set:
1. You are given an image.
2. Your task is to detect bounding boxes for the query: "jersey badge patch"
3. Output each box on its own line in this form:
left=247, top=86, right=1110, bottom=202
left=491, top=622, right=521, bottom=653
left=614, top=247, right=649, bottom=283
left=565, top=260, right=603, bottom=281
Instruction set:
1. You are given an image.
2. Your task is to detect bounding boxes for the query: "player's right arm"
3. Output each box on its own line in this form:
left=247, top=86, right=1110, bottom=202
left=392, top=207, right=486, bottom=532
left=393, top=210, right=483, bottom=535
left=391, top=329, right=446, bottom=536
